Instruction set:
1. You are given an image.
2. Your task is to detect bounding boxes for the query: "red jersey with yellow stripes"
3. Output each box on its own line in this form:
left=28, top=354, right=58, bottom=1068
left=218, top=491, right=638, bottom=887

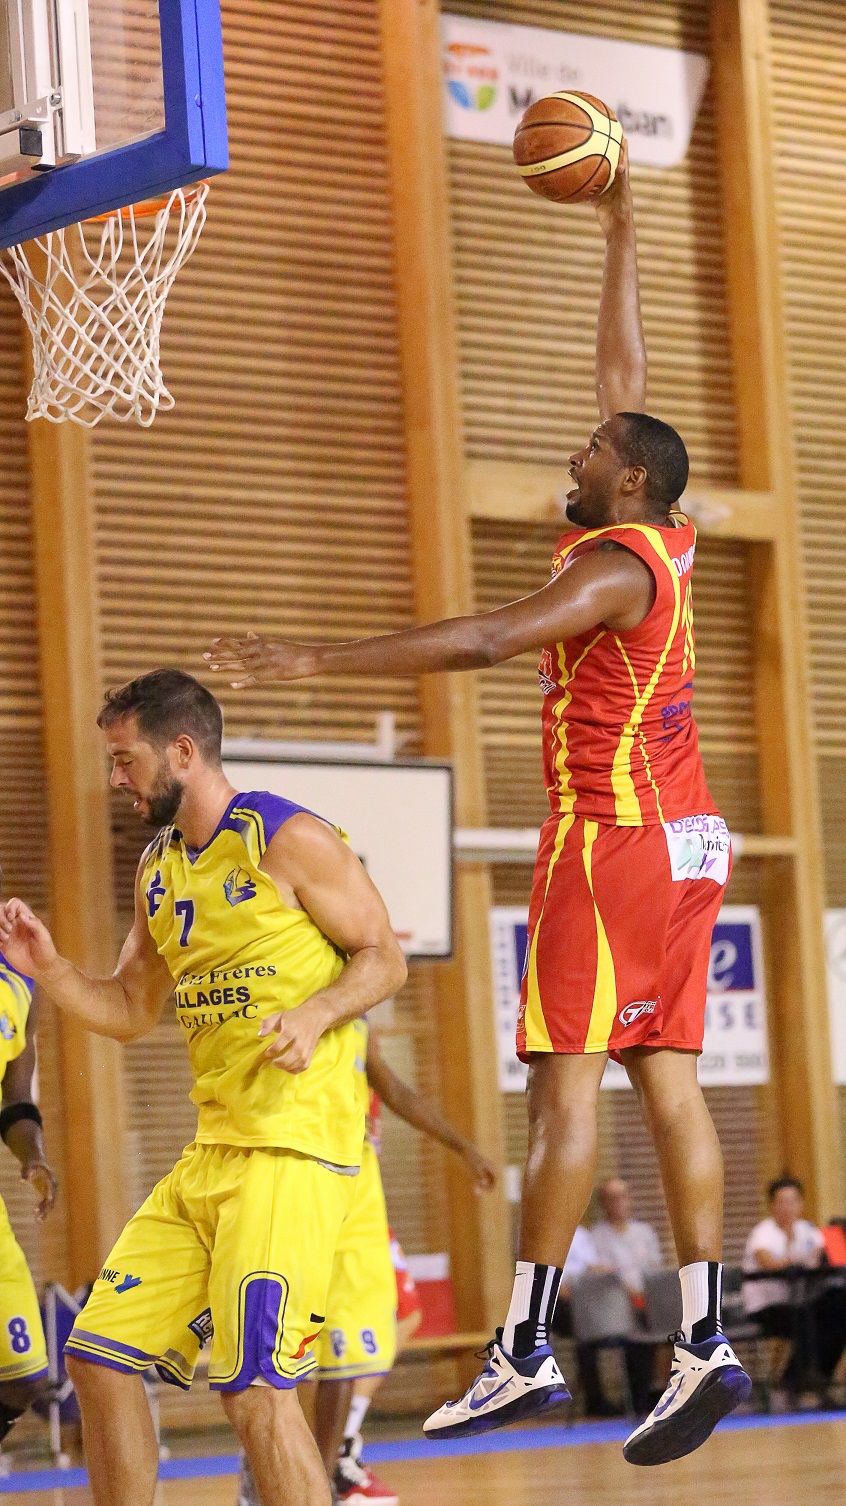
left=539, top=514, right=717, bottom=826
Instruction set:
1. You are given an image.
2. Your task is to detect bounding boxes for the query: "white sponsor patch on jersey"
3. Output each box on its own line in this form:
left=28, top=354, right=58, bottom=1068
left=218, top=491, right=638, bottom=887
left=663, top=814, right=731, bottom=885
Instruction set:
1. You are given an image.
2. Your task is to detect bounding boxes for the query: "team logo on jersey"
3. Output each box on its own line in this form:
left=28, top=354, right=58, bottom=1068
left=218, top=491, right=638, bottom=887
left=0, top=1013, right=17, bottom=1042
left=618, top=999, right=659, bottom=1028
left=538, top=647, right=557, bottom=697
left=145, top=869, right=166, bottom=916
left=223, top=867, right=258, bottom=907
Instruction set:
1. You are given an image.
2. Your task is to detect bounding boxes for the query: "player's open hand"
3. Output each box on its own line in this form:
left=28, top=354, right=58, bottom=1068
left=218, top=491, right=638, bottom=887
left=463, top=1147, right=498, bottom=1194
left=259, top=1001, right=324, bottom=1074
left=204, top=632, right=317, bottom=688
left=22, top=1159, right=58, bottom=1221
left=0, top=900, right=58, bottom=981
left=593, top=137, right=632, bottom=233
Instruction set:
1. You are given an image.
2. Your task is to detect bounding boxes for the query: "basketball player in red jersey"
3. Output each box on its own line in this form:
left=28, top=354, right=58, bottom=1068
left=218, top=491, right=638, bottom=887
left=206, top=143, right=751, bottom=1467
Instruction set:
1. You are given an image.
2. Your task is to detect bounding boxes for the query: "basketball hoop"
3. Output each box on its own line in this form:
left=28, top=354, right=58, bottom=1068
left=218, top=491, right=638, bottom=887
left=0, top=182, right=209, bottom=426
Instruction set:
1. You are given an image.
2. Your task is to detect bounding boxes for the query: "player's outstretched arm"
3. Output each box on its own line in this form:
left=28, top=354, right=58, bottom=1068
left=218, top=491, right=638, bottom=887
left=593, top=141, right=647, bottom=421
left=0, top=866, right=173, bottom=1044
left=258, top=815, right=408, bottom=1074
left=1, top=994, right=58, bottom=1221
left=206, top=544, right=654, bottom=684
left=366, top=1031, right=497, bottom=1193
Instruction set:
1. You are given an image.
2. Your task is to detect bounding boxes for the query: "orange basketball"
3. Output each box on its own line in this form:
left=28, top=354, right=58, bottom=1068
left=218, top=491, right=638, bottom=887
left=513, top=92, right=623, bottom=204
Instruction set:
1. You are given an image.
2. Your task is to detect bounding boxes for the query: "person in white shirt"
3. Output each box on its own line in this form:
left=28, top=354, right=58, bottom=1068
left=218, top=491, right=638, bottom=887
left=591, top=1179, right=663, bottom=1303
left=561, top=1182, right=663, bottom=1416
left=743, top=1176, right=846, bottom=1396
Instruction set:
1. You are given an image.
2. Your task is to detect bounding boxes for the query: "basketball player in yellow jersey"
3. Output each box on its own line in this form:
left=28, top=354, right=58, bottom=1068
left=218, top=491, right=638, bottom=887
left=0, top=669, right=407, bottom=1506
left=0, top=893, right=58, bottom=1454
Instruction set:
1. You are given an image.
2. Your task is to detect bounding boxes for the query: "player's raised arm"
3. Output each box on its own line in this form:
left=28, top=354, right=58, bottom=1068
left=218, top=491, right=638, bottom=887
left=593, top=142, right=647, bottom=421
left=365, top=1031, right=497, bottom=1193
left=0, top=863, right=174, bottom=1045
left=206, top=539, right=653, bottom=685
left=257, top=814, right=407, bottom=1074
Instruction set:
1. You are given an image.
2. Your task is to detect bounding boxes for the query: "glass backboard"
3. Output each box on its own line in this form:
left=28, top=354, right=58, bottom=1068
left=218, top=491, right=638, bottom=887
left=0, top=0, right=226, bottom=248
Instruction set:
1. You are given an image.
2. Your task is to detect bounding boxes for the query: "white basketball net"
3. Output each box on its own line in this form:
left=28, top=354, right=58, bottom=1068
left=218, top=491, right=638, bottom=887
left=0, top=183, right=209, bottom=427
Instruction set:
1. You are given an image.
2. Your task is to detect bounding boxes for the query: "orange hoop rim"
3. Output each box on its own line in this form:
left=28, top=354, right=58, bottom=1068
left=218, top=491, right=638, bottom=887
left=84, top=180, right=209, bottom=226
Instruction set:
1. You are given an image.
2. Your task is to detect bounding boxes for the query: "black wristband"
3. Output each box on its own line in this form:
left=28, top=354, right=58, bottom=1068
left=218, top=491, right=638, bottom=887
left=0, top=1102, right=43, bottom=1143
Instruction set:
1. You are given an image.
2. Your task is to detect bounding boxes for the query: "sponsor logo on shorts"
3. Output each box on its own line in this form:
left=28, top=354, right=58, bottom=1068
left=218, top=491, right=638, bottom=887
left=99, top=1267, right=142, bottom=1294
left=189, top=1307, right=214, bottom=1347
left=663, top=815, right=731, bottom=885
left=618, top=1000, right=659, bottom=1028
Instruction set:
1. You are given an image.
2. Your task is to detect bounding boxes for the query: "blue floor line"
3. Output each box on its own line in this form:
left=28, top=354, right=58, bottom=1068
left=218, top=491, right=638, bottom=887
left=1, top=1411, right=845, bottom=1491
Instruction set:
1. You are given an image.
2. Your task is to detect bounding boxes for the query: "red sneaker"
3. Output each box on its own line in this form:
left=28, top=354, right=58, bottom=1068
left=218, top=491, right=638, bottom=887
left=334, top=1435, right=399, bottom=1505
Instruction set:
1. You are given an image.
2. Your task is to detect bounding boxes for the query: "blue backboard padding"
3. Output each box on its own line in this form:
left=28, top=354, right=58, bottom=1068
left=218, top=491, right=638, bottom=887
left=0, top=0, right=228, bottom=249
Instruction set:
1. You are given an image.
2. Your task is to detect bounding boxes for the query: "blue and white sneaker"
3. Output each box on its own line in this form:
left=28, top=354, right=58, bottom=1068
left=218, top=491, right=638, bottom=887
left=623, top=1333, right=752, bottom=1466
left=423, top=1334, right=570, bottom=1440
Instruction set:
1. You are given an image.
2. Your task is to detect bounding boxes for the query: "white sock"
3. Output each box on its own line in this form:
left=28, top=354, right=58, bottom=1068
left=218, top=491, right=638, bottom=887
left=501, top=1260, right=563, bottom=1357
left=344, top=1391, right=371, bottom=1441
left=502, top=1261, right=535, bottom=1353
left=679, top=1260, right=722, bottom=1342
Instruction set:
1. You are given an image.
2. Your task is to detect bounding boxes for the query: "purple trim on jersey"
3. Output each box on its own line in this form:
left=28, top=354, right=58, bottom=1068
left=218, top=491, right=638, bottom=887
left=224, top=791, right=330, bottom=848
left=181, top=790, right=331, bottom=864
left=66, top=1329, right=161, bottom=1366
left=65, top=1330, right=194, bottom=1389
left=155, top=1359, right=193, bottom=1391
left=211, top=1275, right=307, bottom=1392
left=0, top=951, right=34, bottom=992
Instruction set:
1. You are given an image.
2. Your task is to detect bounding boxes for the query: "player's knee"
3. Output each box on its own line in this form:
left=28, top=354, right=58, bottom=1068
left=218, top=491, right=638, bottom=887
left=65, top=1352, right=116, bottom=1397
left=221, top=1382, right=299, bottom=1439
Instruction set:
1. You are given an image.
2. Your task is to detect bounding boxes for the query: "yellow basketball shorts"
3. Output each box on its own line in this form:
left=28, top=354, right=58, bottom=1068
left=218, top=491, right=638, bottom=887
left=314, top=1141, right=397, bottom=1380
left=65, top=1143, right=355, bottom=1392
left=0, top=1195, right=48, bottom=1383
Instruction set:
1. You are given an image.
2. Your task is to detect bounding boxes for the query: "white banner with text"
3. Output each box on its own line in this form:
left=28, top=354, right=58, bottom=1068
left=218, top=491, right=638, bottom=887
left=491, top=903, right=768, bottom=1093
left=442, top=14, right=709, bottom=169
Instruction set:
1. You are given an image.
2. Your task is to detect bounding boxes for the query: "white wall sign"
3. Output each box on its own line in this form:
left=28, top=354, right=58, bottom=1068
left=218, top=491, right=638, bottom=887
left=222, top=755, right=453, bottom=960
left=442, top=14, right=709, bottom=169
left=491, top=903, right=768, bottom=1092
left=825, top=909, right=846, bottom=1085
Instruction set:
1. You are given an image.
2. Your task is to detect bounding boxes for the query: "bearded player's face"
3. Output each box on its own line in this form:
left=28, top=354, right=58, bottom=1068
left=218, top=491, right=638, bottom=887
left=565, top=421, right=627, bottom=527
left=105, top=715, right=186, bottom=828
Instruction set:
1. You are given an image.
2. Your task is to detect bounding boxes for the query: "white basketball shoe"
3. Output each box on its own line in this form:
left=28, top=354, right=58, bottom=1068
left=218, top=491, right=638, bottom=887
left=623, top=1333, right=752, bottom=1466
left=423, top=1334, right=570, bottom=1440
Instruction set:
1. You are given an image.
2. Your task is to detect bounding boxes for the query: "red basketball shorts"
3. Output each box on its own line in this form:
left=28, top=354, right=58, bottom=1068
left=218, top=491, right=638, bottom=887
left=517, top=812, right=731, bottom=1062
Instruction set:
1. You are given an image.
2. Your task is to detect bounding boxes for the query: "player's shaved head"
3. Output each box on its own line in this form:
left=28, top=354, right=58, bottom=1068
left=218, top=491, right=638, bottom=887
left=611, top=413, right=689, bottom=512
left=98, top=669, right=223, bottom=765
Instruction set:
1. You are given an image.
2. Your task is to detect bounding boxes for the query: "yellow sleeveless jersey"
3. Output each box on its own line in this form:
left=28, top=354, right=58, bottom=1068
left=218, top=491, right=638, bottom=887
left=0, top=953, right=32, bottom=1078
left=140, top=792, right=365, bottom=1166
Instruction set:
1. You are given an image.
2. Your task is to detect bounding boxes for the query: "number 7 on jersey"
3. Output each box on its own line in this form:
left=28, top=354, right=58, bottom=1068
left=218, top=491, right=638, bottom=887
left=174, top=899, right=195, bottom=947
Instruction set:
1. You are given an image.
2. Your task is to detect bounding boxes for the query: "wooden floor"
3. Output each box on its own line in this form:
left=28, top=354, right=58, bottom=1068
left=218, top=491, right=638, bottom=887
left=5, top=1420, right=846, bottom=1505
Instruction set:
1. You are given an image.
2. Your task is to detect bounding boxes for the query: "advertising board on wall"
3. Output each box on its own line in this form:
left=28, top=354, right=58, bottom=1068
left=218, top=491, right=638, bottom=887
left=491, top=904, right=769, bottom=1093
left=441, top=13, right=709, bottom=169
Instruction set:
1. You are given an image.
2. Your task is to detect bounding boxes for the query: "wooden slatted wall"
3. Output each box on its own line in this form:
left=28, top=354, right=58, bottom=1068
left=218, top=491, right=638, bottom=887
left=446, top=0, right=737, bottom=479
left=448, top=0, right=766, bottom=1251
left=0, top=286, right=69, bottom=1288
left=768, top=1, right=846, bottom=1190
left=90, top=0, right=451, bottom=1269
left=769, top=3, right=846, bottom=908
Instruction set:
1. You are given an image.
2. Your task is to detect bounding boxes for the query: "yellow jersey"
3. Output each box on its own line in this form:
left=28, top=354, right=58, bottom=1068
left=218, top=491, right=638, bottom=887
left=0, top=953, right=32, bottom=1078
left=140, top=791, right=364, bottom=1166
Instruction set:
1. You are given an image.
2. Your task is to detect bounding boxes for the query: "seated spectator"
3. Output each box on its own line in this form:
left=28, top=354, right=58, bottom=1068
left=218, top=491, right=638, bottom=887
left=583, top=1179, right=663, bottom=1414
left=592, top=1178, right=663, bottom=1310
left=552, top=1225, right=622, bottom=1416
left=743, top=1176, right=846, bottom=1397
